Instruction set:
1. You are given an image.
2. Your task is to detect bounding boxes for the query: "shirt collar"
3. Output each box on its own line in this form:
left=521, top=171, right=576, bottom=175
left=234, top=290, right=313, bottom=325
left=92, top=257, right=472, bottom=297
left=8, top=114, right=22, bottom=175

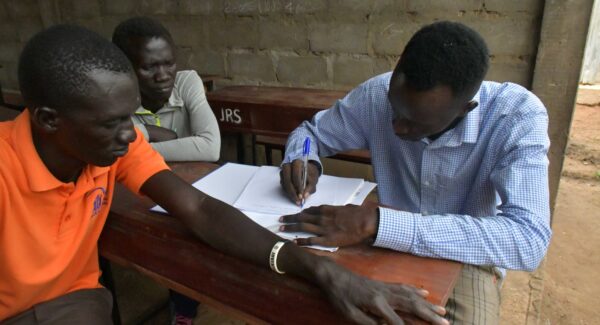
left=430, top=90, right=482, bottom=148
left=167, top=90, right=184, bottom=108
left=11, top=110, right=110, bottom=192
left=135, top=91, right=183, bottom=114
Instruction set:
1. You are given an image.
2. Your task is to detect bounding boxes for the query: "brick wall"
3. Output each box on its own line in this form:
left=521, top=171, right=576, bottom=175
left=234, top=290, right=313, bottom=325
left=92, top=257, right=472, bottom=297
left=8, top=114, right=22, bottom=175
left=0, top=0, right=544, bottom=91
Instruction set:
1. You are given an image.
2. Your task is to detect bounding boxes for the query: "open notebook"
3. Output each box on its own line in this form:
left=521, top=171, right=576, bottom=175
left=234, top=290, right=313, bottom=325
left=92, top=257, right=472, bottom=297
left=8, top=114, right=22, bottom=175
left=151, top=163, right=377, bottom=252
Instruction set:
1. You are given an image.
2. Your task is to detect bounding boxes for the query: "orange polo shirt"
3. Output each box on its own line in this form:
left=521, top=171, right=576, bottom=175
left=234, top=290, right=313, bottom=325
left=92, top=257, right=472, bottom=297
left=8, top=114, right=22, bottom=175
left=0, top=111, right=169, bottom=320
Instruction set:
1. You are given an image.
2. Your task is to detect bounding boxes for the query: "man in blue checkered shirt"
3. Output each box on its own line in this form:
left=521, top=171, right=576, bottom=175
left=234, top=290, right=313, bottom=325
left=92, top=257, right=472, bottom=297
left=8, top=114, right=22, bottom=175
left=280, top=21, right=551, bottom=324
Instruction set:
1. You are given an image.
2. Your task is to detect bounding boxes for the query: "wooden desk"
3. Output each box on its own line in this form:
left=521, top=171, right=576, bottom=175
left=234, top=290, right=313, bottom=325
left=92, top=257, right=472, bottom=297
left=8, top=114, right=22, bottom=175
left=207, top=86, right=371, bottom=165
left=99, top=162, right=462, bottom=324
left=207, top=86, right=347, bottom=137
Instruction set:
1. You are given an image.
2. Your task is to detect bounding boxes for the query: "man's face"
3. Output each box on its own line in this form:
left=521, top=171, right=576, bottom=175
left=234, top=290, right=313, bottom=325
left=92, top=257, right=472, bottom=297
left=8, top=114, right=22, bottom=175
left=388, top=73, right=470, bottom=141
left=54, top=70, right=140, bottom=167
left=130, top=37, right=177, bottom=105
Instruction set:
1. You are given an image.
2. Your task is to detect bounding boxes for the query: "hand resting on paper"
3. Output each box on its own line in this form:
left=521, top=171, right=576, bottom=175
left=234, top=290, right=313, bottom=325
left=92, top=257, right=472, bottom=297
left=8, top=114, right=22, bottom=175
left=280, top=159, right=320, bottom=205
left=279, top=204, right=379, bottom=247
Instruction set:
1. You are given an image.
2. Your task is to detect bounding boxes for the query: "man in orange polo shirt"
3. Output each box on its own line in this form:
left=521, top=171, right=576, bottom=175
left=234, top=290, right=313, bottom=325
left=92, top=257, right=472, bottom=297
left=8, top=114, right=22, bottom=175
left=0, top=25, right=449, bottom=325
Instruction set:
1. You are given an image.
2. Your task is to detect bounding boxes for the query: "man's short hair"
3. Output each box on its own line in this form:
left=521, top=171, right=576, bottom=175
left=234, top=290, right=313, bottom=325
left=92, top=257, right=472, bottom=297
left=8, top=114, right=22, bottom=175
left=394, top=21, right=490, bottom=97
left=18, top=24, right=132, bottom=110
left=112, top=16, right=174, bottom=61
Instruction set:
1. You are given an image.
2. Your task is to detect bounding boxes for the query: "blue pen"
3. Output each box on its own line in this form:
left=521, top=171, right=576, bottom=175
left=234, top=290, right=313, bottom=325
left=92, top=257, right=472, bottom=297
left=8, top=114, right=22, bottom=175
left=301, top=137, right=311, bottom=208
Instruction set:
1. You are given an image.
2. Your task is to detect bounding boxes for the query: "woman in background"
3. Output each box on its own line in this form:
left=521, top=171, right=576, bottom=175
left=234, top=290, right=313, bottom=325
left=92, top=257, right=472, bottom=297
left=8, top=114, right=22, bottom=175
left=113, top=16, right=219, bottom=325
left=113, top=16, right=220, bottom=163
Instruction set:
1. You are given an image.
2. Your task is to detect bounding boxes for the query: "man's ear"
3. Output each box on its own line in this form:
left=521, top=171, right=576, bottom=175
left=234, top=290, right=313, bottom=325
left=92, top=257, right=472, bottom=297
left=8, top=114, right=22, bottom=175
left=31, top=106, right=59, bottom=133
left=461, top=100, right=479, bottom=116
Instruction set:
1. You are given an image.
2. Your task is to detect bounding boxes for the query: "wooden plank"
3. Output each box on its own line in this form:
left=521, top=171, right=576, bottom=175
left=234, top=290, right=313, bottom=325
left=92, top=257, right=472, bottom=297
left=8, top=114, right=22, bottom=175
left=208, top=86, right=347, bottom=109
left=207, top=86, right=346, bottom=137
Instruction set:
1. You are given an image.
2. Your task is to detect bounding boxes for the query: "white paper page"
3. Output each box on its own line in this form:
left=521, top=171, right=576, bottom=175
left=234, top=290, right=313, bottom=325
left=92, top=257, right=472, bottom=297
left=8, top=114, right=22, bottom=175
left=192, top=163, right=259, bottom=205
left=148, top=163, right=369, bottom=252
left=151, top=163, right=258, bottom=213
left=349, top=181, right=377, bottom=205
left=234, top=166, right=364, bottom=215
left=242, top=210, right=338, bottom=252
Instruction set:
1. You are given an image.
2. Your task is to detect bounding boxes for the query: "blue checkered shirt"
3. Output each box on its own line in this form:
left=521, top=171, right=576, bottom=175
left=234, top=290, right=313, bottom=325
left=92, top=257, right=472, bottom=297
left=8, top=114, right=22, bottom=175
left=283, top=72, right=552, bottom=273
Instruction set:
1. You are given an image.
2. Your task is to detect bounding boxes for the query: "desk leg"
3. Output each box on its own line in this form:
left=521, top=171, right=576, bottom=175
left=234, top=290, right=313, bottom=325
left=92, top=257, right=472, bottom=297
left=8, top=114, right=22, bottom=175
left=99, top=256, right=122, bottom=325
left=264, top=144, right=274, bottom=166
left=237, top=134, right=245, bottom=163
left=251, top=134, right=258, bottom=165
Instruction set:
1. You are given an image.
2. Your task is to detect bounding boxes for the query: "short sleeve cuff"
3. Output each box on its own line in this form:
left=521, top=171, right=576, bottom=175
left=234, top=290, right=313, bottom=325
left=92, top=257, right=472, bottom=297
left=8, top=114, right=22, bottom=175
left=124, top=160, right=169, bottom=195
left=373, top=207, right=417, bottom=253
left=117, top=129, right=170, bottom=195
left=135, top=124, right=150, bottom=141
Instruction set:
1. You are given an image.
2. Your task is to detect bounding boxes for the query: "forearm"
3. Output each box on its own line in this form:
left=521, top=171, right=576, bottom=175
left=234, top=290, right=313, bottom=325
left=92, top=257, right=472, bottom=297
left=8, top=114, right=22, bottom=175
left=283, top=103, right=369, bottom=166
left=141, top=171, right=323, bottom=281
left=177, top=70, right=221, bottom=162
left=374, top=208, right=552, bottom=271
left=151, top=136, right=220, bottom=162
left=146, top=125, right=178, bottom=142
left=182, top=196, right=325, bottom=280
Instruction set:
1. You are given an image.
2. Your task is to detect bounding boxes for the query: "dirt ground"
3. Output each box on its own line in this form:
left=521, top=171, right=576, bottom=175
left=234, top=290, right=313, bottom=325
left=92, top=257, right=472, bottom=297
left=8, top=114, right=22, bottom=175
left=500, top=87, right=600, bottom=324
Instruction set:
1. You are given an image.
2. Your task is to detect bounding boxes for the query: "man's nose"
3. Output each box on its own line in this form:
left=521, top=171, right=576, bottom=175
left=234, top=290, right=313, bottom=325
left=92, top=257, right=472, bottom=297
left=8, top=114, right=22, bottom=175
left=155, top=66, right=170, bottom=82
left=118, top=120, right=137, bottom=144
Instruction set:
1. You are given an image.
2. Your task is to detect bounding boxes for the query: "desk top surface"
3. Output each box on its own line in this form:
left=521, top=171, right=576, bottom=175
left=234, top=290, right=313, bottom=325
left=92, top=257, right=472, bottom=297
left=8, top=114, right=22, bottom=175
left=100, top=162, right=461, bottom=324
left=207, top=86, right=348, bottom=109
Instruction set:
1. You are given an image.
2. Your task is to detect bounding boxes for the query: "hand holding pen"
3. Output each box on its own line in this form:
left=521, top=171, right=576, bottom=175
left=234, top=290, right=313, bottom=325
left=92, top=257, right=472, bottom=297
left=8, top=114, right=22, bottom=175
left=279, top=137, right=320, bottom=206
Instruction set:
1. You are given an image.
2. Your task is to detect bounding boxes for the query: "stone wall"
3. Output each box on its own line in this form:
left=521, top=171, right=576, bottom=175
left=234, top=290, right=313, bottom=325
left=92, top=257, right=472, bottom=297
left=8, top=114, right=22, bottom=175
left=0, top=0, right=544, bottom=91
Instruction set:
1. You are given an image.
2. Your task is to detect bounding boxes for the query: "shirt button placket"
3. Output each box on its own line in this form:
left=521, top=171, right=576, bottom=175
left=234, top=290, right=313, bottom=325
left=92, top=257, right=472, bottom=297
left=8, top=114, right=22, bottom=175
left=420, top=148, right=433, bottom=216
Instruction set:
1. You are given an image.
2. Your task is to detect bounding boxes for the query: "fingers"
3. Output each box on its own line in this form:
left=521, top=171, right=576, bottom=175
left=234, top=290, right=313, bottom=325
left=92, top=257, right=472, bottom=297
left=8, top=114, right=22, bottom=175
left=433, top=305, right=447, bottom=317
left=370, top=295, right=404, bottom=325
left=303, top=162, right=320, bottom=197
left=301, top=206, right=323, bottom=215
left=389, top=284, right=448, bottom=325
left=389, top=283, right=429, bottom=298
left=280, top=163, right=301, bottom=204
left=413, top=304, right=449, bottom=325
left=279, top=210, right=321, bottom=224
left=280, top=208, right=332, bottom=241
left=280, top=161, right=319, bottom=205
left=294, top=236, right=330, bottom=247
left=291, top=159, right=306, bottom=200
left=279, top=222, right=324, bottom=235
left=345, top=306, right=378, bottom=325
